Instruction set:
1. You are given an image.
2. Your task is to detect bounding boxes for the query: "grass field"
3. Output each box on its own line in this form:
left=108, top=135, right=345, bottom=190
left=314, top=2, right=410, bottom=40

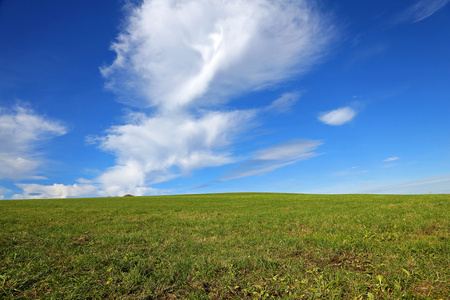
left=0, top=193, right=449, bottom=299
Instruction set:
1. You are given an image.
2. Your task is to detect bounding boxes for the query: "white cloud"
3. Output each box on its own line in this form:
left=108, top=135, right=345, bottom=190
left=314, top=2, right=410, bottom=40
left=95, top=110, right=255, bottom=196
left=101, top=0, right=334, bottom=111
left=318, top=106, right=356, bottom=126
left=254, top=139, right=321, bottom=161
left=13, top=183, right=99, bottom=199
left=11, top=182, right=165, bottom=199
left=93, top=0, right=334, bottom=195
left=398, top=0, right=449, bottom=23
left=0, top=106, right=67, bottom=180
left=218, top=160, right=301, bottom=182
left=217, top=139, right=322, bottom=181
left=383, top=156, right=399, bottom=162
left=265, top=92, right=302, bottom=114
left=0, top=186, right=12, bottom=199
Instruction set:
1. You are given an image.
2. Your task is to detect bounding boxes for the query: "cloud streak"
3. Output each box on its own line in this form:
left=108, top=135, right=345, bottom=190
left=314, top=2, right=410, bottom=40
left=384, top=156, right=399, bottom=162
left=334, top=167, right=368, bottom=176
left=217, top=139, right=322, bottom=182
left=398, top=0, right=449, bottom=23
left=265, top=92, right=302, bottom=114
left=359, top=174, right=450, bottom=194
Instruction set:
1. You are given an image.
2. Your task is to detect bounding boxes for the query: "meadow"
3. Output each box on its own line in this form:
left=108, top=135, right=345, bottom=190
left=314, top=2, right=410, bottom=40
left=0, top=193, right=448, bottom=299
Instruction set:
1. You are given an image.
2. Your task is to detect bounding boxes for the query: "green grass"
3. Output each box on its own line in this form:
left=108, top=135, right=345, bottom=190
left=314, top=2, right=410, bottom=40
left=1, top=193, right=449, bottom=299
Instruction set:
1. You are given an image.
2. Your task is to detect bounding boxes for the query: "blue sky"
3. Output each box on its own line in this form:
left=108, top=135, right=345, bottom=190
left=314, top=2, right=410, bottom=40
left=0, top=0, right=449, bottom=199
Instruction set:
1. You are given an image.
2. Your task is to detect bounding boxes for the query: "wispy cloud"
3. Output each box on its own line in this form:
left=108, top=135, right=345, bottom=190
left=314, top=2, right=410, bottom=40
left=217, top=139, right=322, bottom=182
left=359, top=174, right=450, bottom=194
left=347, top=44, right=388, bottom=67
left=101, top=0, right=334, bottom=111
left=92, top=0, right=335, bottom=196
left=334, top=167, right=368, bottom=176
left=0, top=105, right=66, bottom=181
left=318, top=106, right=356, bottom=126
left=0, top=186, right=12, bottom=200
left=383, top=156, right=399, bottom=162
left=397, top=0, right=449, bottom=23
left=265, top=92, right=302, bottom=114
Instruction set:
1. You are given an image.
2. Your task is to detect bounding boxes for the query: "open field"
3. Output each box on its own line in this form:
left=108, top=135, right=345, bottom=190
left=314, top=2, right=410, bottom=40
left=0, top=193, right=449, bottom=299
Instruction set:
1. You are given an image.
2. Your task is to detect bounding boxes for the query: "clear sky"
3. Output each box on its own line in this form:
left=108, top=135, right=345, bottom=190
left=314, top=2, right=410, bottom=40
left=0, top=0, right=449, bottom=199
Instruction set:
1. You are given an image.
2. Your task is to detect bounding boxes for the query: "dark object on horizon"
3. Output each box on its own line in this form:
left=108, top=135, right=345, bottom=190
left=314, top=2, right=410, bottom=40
left=123, top=194, right=134, bottom=197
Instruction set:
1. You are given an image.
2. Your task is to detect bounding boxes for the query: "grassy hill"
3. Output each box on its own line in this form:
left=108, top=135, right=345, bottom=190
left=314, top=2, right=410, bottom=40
left=1, top=193, right=449, bottom=299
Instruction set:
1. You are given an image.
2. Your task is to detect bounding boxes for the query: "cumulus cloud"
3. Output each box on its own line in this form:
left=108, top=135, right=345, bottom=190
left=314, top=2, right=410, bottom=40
left=318, top=106, right=356, bottom=126
left=95, top=110, right=255, bottom=196
left=217, top=139, right=322, bottom=181
left=0, top=106, right=66, bottom=180
left=13, top=183, right=99, bottom=199
left=398, top=0, right=449, bottom=23
left=11, top=179, right=166, bottom=199
left=92, top=0, right=335, bottom=195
